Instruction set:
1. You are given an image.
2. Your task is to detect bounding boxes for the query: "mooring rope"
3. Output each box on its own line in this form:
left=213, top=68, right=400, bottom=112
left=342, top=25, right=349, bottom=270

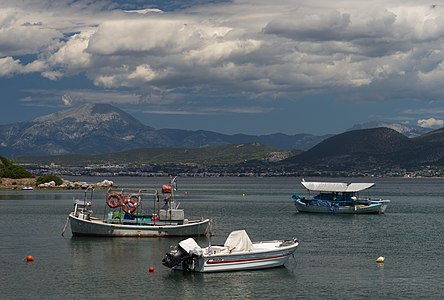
left=61, top=216, right=69, bottom=236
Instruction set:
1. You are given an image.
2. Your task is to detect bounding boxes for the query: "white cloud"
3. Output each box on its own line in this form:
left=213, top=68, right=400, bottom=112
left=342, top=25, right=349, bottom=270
left=417, top=118, right=444, bottom=128
left=0, top=57, right=23, bottom=76
left=124, top=9, right=163, bottom=15
left=41, top=70, right=64, bottom=80
left=186, top=39, right=262, bottom=65
left=62, top=94, right=73, bottom=106
left=128, top=64, right=156, bottom=82
left=0, top=8, right=63, bottom=56
left=3, top=0, right=444, bottom=107
left=142, top=105, right=270, bottom=115
left=48, top=29, right=95, bottom=72
left=86, top=18, right=226, bottom=56
left=21, top=88, right=143, bottom=108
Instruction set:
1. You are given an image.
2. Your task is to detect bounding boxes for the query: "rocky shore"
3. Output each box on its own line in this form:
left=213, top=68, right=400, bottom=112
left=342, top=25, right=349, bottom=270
left=0, top=178, right=37, bottom=190
left=0, top=178, right=113, bottom=190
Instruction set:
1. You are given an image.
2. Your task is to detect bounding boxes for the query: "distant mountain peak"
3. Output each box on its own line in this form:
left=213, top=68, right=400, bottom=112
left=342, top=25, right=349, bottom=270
left=348, top=121, right=433, bottom=137
left=33, top=103, right=146, bottom=127
left=0, top=103, right=329, bottom=156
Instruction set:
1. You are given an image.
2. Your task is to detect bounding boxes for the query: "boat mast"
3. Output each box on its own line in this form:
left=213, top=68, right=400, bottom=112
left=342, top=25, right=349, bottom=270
left=154, top=190, right=159, bottom=225
left=170, top=176, right=178, bottom=223
left=89, top=186, right=94, bottom=210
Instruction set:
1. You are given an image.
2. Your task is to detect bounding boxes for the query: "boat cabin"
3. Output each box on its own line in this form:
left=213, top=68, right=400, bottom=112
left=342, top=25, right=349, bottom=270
left=313, top=192, right=357, bottom=203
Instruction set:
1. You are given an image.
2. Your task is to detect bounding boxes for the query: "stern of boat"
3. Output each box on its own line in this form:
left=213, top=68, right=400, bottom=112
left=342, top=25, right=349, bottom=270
left=162, top=238, right=204, bottom=272
left=378, top=200, right=390, bottom=214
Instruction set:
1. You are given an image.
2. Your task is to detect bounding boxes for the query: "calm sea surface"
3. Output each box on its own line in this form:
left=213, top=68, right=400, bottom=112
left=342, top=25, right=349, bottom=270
left=0, top=176, right=443, bottom=299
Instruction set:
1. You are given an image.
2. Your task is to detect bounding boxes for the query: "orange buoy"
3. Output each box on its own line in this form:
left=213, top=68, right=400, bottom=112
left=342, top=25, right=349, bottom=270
left=149, top=266, right=155, bottom=272
left=25, top=255, right=34, bottom=262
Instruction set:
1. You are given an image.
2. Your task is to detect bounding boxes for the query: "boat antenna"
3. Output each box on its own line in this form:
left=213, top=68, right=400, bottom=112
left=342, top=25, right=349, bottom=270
left=209, top=218, right=214, bottom=236
left=89, top=185, right=94, bottom=202
left=169, top=187, right=173, bottom=224
left=207, top=219, right=213, bottom=255
left=83, top=188, right=87, bottom=208
left=171, top=176, right=178, bottom=192
left=154, top=190, right=159, bottom=225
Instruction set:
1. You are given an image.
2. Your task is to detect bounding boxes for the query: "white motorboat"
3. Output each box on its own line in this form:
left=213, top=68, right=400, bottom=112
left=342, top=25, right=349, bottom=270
left=67, top=178, right=211, bottom=237
left=292, top=180, right=390, bottom=214
left=162, top=230, right=298, bottom=272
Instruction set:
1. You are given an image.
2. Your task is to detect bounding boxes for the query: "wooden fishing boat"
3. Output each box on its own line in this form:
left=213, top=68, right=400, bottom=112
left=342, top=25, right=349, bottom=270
left=292, top=180, right=390, bottom=214
left=67, top=178, right=211, bottom=237
left=162, top=230, right=298, bottom=272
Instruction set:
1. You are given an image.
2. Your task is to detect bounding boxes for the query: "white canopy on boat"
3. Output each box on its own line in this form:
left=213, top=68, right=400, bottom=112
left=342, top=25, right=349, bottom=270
left=224, top=230, right=252, bottom=252
left=179, top=238, right=203, bottom=256
left=301, top=181, right=375, bottom=193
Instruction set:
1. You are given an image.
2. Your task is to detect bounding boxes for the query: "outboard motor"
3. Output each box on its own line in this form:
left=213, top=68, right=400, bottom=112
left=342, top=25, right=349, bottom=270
left=162, top=245, right=190, bottom=268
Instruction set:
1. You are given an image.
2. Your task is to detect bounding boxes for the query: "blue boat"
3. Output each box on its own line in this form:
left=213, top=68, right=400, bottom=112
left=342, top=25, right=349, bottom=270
left=292, top=180, right=390, bottom=214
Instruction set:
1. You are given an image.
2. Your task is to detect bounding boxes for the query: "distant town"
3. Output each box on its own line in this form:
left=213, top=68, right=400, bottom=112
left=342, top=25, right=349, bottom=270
left=23, top=162, right=444, bottom=178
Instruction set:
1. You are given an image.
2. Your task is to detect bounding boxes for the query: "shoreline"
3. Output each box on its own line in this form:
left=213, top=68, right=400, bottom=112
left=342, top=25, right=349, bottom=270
left=0, top=177, right=113, bottom=190
left=0, top=178, right=37, bottom=190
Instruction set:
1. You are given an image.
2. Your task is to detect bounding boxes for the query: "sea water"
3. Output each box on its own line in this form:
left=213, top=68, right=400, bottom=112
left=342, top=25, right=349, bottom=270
left=0, top=176, right=443, bottom=299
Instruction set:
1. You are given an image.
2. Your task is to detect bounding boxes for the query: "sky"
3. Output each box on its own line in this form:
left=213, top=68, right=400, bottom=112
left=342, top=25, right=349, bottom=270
left=2, top=0, right=444, bottom=135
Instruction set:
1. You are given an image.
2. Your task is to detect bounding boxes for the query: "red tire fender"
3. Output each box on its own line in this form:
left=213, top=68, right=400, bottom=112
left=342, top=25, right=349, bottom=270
left=106, top=193, right=122, bottom=208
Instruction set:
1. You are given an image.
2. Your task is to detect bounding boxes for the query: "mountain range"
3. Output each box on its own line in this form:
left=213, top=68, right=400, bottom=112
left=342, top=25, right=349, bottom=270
left=2, top=103, right=444, bottom=171
left=0, top=103, right=330, bottom=156
left=282, top=127, right=444, bottom=170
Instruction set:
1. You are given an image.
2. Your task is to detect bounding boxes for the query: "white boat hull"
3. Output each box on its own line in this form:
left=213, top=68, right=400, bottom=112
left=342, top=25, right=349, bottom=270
left=171, top=240, right=298, bottom=273
left=69, top=213, right=210, bottom=237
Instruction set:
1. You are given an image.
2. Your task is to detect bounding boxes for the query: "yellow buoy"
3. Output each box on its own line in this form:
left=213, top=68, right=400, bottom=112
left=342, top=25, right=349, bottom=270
left=376, top=256, right=385, bottom=263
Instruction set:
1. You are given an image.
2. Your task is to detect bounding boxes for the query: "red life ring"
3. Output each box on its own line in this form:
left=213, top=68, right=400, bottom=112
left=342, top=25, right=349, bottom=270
left=122, top=196, right=140, bottom=214
left=129, top=194, right=141, bottom=204
left=106, top=193, right=122, bottom=208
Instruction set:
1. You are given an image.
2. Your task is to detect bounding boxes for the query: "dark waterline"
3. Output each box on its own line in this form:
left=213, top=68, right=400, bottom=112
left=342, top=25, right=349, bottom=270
left=1, top=176, right=443, bottom=299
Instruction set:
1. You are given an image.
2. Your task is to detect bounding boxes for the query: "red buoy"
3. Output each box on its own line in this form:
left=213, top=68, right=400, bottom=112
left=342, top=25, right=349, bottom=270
left=25, top=255, right=34, bottom=262
left=149, top=266, right=155, bottom=272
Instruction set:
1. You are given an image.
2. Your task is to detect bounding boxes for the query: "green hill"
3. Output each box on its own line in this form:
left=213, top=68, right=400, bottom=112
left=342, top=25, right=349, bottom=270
left=14, top=143, right=293, bottom=167
left=0, top=156, right=33, bottom=179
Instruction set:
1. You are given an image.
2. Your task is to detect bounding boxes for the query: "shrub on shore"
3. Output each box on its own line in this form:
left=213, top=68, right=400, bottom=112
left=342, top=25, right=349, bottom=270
left=36, top=174, right=63, bottom=186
